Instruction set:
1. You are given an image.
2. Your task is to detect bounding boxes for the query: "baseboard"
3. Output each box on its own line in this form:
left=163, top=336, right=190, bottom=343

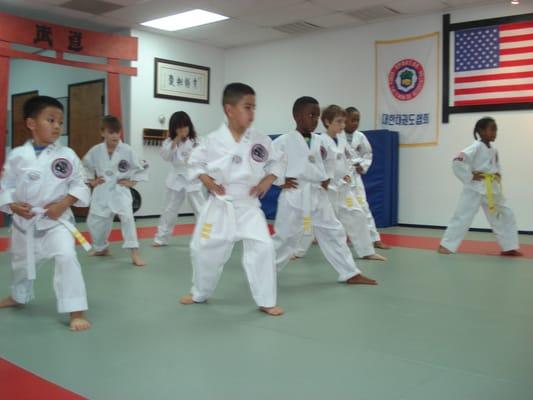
left=397, top=223, right=533, bottom=235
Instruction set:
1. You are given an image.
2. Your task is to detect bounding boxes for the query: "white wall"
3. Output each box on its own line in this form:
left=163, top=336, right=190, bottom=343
left=127, top=29, right=225, bottom=216
left=224, top=3, right=533, bottom=231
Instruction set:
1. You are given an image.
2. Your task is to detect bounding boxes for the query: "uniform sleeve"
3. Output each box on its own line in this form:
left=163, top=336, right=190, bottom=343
left=68, top=155, right=91, bottom=207
left=354, top=135, right=372, bottom=174
left=82, top=148, right=96, bottom=182
left=452, top=143, right=477, bottom=184
left=270, top=136, right=287, bottom=186
left=264, top=137, right=286, bottom=181
left=0, top=152, right=17, bottom=213
left=321, top=138, right=336, bottom=181
left=130, top=150, right=149, bottom=182
left=187, top=137, right=209, bottom=180
left=159, top=138, right=176, bottom=162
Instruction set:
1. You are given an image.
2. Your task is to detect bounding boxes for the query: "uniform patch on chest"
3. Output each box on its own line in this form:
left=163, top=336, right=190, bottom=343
left=51, top=158, right=72, bottom=179
left=118, top=159, right=130, bottom=172
left=344, top=148, right=351, bottom=158
left=251, top=143, right=268, bottom=162
left=320, top=145, right=327, bottom=161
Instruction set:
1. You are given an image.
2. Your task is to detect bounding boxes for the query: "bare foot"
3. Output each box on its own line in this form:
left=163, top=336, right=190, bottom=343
left=259, top=306, right=284, bottom=316
left=152, top=242, right=166, bottom=247
left=179, top=294, right=205, bottom=305
left=374, top=241, right=391, bottom=249
left=501, top=250, right=523, bottom=257
left=346, top=274, right=377, bottom=285
left=69, top=311, right=91, bottom=332
left=131, top=248, right=146, bottom=267
left=91, top=248, right=110, bottom=256
left=290, top=255, right=303, bottom=260
left=0, top=296, right=22, bottom=308
left=438, top=245, right=453, bottom=254
left=363, top=253, right=387, bottom=261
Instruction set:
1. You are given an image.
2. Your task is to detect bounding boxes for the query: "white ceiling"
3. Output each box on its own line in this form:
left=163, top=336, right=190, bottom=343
left=0, top=0, right=518, bottom=48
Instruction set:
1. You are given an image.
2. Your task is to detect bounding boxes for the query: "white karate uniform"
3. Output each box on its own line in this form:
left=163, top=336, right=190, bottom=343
left=272, top=131, right=361, bottom=282
left=440, top=140, right=519, bottom=253
left=187, top=124, right=284, bottom=308
left=349, top=130, right=381, bottom=242
left=0, top=141, right=90, bottom=313
left=321, top=133, right=375, bottom=258
left=83, top=141, right=148, bottom=251
left=154, top=138, right=206, bottom=245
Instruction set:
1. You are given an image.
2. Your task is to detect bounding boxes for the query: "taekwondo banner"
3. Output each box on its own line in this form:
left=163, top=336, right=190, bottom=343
left=375, top=32, right=440, bottom=147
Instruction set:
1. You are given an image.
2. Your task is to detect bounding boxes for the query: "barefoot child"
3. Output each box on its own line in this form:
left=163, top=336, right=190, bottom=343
left=0, top=96, right=91, bottom=331
left=344, top=107, right=390, bottom=250
left=180, top=83, right=284, bottom=316
left=83, top=115, right=149, bottom=266
left=153, top=111, right=205, bottom=246
left=320, top=105, right=386, bottom=261
left=272, top=97, right=376, bottom=286
left=439, top=117, right=522, bottom=256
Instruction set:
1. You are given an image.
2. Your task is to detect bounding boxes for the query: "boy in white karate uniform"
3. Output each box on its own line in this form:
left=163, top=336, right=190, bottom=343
left=439, top=117, right=521, bottom=256
left=180, top=83, right=284, bottom=316
left=83, top=115, right=149, bottom=266
left=153, top=111, right=205, bottom=246
left=272, top=97, right=376, bottom=286
left=320, top=105, right=386, bottom=261
left=344, top=107, right=390, bottom=250
left=0, top=96, right=91, bottom=331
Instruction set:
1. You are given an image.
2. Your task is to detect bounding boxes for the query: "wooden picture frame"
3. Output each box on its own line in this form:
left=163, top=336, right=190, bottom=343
left=154, top=58, right=210, bottom=104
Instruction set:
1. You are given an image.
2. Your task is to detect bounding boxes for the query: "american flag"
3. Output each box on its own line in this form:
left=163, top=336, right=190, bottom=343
left=453, top=21, right=533, bottom=106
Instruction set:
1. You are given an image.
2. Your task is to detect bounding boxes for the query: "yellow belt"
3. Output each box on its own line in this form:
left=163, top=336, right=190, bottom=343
left=480, top=173, right=501, bottom=214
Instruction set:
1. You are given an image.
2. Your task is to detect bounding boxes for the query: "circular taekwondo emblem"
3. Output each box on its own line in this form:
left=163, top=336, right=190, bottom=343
left=388, top=59, right=425, bottom=101
left=51, top=158, right=72, bottom=179
left=118, top=159, right=130, bottom=173
left=251, top=144, right=268, bottom=162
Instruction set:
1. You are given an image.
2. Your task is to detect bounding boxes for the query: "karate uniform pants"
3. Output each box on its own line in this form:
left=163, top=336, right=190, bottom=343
left=441, top=188, right=519, bottom=253
left=273, top=190, right=361, bottom=282
left=190, top=200, right=277, bottom=308
left=154, top=189, right=205, bottom=245
left=353, top=183, right=381, bottom=242
left=10, top=225, right=88, bottom=313
left=87, top=210, right=139, bottom=251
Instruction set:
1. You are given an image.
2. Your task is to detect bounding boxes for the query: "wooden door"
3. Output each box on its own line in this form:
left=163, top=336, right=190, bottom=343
left=68, top=79, right=105, bottom=159
left=11, top=90, right=38, bottom=148
left=69, top=79, right=105, bottom=218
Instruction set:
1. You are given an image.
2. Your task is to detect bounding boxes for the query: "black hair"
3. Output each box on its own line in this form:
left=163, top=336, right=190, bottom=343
left=23, top=96, right=63, bottom=120
left=345, top=106, right=359, bottom=114
left=101, top=115, right=122, bottom=133
left=473, top=117, right=496, bottom=139
left=292, top=96, right=319, bottom=116
left=222, top=82, right=255, bottom=106
left=168, top=111, right=197, bottom=141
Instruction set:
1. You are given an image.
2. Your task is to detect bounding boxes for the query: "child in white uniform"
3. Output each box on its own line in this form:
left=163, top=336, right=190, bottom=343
left=83, top=115, right=149, bottom=266
left=0, top=96, right=91, bottom=331
left=320, top=105, right=386, bottom=261
left=272, top=97, right=377, bottom=286
left=153, top=111, right=205, bottom=246
left=439, top=117, right=522, bottom=256
left=180, top=83, right=284, bottom=316
left=345, top=107, right=390, bottom=249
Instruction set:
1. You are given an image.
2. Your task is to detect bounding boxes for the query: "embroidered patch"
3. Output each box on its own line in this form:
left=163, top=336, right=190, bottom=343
left=308, top=155, right=316, bottom=163
left=356, top=145, right=362, bottom=152
left=232, top=155, right=242, bottom=164
left=28, top=171, right=41, bottom=181
left=251, top=143, right=268, bottom=162
left=118, top=159, right=130, bottom=173
left=51, top=158, right=72, bottom=179
left=320, top=145, right=327, bottom=161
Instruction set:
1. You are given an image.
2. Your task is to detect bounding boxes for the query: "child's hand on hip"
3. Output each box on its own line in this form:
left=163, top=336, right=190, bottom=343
left=199, top=174, right=225, bottom=196
left=472, top=171, right=484, bottom=181
left=90, top=176, right=105, bottom=188
left=118, top=179, right=135, bottom=188
left=280, top=177, right=298, bottom=190
left=321, top=179, right=330, bottom=191
left=9, top=202, right=34, bottom=219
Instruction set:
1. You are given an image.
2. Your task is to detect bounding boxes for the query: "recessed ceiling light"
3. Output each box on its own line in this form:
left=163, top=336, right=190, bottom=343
left=141, top=9, right=229, bottom=31
left=511, top=0, right=520, bottom=5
